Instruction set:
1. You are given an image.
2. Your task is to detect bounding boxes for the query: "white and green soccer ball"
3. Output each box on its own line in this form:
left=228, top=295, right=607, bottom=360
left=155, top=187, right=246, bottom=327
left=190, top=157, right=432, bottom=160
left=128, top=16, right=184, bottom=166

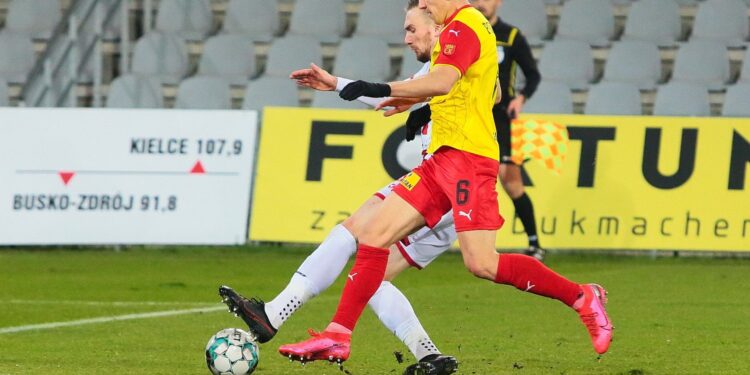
left=205, top=328, right=259, bottom=375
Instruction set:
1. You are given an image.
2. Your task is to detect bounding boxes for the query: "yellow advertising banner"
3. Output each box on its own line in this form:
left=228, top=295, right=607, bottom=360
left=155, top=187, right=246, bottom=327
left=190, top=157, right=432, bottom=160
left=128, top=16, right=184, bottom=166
left=251, top=108, right=750, bottom=252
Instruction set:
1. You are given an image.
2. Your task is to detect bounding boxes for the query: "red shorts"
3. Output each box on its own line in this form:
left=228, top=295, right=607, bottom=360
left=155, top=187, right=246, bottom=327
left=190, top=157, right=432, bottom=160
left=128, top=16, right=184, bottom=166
left=393, top=147, right=504, bottom=232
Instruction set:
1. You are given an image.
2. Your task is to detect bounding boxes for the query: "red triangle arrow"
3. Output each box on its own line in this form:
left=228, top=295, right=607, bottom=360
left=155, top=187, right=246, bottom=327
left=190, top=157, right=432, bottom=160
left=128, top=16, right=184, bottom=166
left=190, top=161, right=205, bottom=174
left=59, top=171, right=75, bottom=186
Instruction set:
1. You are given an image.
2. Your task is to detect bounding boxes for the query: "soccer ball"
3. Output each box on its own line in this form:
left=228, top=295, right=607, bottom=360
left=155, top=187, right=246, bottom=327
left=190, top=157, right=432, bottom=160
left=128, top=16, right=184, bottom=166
left=205, top=328, right=259, bottom=375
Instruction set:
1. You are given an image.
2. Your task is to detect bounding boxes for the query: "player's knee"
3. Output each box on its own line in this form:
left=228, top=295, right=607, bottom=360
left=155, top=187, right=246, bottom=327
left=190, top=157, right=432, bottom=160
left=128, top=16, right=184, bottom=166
left=342, top=211, right=371, bottom=239
left=358, top=228, right=391, bottom=249
left=503, top=180, right=525, bottom=199
left=341, top=216, right=360, bottom=237
left=463, top=258, right=495, bottom=280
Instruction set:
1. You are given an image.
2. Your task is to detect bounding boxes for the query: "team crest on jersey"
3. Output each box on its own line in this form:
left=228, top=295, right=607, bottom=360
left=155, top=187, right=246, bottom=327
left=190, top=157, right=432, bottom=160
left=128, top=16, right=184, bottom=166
left=401, top=172, right=422, bottom=191
left=443, top=44, right=456, bottom=56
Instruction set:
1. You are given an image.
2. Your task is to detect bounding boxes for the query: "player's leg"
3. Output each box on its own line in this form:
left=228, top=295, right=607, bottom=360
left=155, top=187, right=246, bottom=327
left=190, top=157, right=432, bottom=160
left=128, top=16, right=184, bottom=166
left=279, top=162, right=451, bottom=363
left=383, top=214, right=458, bottom=375
left=446, top=147, right=612, bottom=355
left=387, top=211, right=456, bottom=276
left=222, top=180, right=456, bottom=372
left=499, top=163, right=544, bottom=261
left=263, top=194, right=387, bottom=326
left=327, top=193, right=426, bottom=333
left=370, top=251, right=448, bottom=369
left=457, top=230, right=612, bottom=354
left=219, top=196, right=383, bottom=342
left=369, top=280, right=458, bottom=375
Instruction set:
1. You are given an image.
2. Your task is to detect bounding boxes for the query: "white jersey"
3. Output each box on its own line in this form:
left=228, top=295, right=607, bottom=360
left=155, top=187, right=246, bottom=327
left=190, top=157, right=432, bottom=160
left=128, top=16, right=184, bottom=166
left=409, top=62, right=433, bottom=160
left=336, top=62, right=433, bottom=160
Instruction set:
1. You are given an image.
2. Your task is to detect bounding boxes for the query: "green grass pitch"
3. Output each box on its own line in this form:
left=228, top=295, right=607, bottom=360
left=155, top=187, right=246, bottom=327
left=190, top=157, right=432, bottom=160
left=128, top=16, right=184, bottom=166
left=1, top=246, right=749, bottom=374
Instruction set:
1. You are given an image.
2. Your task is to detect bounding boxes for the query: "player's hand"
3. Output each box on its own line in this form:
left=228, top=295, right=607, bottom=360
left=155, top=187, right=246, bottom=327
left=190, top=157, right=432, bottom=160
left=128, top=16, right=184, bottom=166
left=339, top=81, right=391, bottom=100
left=290, top=63, right=337, bottom=91
left=375, top=97, right=426, bottom=116
left=405, top=105, right=431, bottom=142
left=507, top=95, right=525, bottom=119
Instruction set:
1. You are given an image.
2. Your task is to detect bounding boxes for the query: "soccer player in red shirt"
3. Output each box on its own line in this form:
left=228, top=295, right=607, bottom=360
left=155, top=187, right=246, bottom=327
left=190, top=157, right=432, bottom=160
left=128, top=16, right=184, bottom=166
left=284, top=0, right=612, bottom=366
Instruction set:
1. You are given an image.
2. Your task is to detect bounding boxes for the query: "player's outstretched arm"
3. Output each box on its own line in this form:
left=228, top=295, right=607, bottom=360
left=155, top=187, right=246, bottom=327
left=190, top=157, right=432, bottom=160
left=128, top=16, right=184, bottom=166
left=335, top=77, right=390, bottom=108
left=339, top=65, right=460, bottom=102
left=291, top=63, right=395, bottom=108
left=290, top=63, right=337, bottom=91
left=389, top=65, right=460, bottom=98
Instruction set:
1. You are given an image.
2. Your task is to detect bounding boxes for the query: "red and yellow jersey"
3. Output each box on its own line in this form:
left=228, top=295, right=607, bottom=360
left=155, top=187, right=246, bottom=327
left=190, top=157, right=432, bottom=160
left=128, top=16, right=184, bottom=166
left=428, top=5, right=499, bottom=160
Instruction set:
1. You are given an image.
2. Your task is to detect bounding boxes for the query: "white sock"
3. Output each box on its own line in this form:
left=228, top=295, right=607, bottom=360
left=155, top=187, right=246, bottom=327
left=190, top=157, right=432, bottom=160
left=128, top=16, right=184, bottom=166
left=265, top=224, right=357, bottom=329
left=368, top=281, right=441, bottom=361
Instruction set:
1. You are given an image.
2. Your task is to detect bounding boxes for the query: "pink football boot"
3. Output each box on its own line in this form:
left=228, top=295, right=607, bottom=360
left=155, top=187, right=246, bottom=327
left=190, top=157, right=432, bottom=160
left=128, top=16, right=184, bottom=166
left=278, top=329, right=351, bottom=365
left=574, top=284, right=613, bottom=354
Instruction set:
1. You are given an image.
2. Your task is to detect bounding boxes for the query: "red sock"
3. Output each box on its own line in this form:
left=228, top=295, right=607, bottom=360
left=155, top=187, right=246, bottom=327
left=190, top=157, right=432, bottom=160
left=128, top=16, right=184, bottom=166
left=495, top=253, right=582, bottom=307
left=331, top=244, right=389, bottom=331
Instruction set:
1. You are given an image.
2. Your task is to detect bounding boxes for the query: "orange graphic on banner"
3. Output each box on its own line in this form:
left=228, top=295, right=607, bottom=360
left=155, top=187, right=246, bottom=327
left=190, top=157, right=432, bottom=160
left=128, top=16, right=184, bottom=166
left=510, top=119, right=569, bottom=174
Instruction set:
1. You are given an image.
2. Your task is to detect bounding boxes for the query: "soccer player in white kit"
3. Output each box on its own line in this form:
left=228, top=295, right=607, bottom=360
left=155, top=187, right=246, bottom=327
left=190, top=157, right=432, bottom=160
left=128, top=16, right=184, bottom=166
left=220, top=4, right=460, bottom=374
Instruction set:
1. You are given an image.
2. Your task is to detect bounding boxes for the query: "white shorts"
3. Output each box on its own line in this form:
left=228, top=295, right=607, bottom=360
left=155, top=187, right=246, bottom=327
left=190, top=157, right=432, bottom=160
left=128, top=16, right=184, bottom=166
left=374, top=180, right=457, bottom=269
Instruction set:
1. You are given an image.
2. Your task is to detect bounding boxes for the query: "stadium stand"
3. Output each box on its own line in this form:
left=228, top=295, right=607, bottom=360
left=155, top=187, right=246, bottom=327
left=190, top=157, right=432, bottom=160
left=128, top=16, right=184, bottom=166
left=332, top=36, right=391, bottom=82
left=80, top=0, right=122, bottom=41
left=221, top=0, right=280, bottom=43
left=53, top=35, right=98, bottom=84
left=653, top=82, right=711, bottom=117
left=691, top=0, right=749, bottom=47
left=242, top=76, right=299, bottom=111
left=671, top=40, right=731, bottom=91
left=354, top=0, right=406, bottom=45
left=585, top=82, right=642, bottom=115
left=174, top=76, right=232, bottom=109
left=155, top=0, right=214, bottom=42
left=287, top=0, right=347, bottom=44
left=741, top=48, right=750, bottom=83
left=0, top=0, right=746, bottom=116
left=538, top=40, right=594, bottom=90
left=3, top=0, right=62, bottom=40
left=263, top=35, right=322, bottom=78
left=0, top=79, right=8, bottom=106
left=106, top=74, right=164, bottom=109
left=501, top=0, right=548, bottom=47
left=722, top=82, right=750, bottom=116
left=555, top=0, right=615, bottom=47
left=523, top=81, right=574, bottom=114
left=622, top=0, right=682, bottom=47
left=603, top=40, right=662, bottom=90
left=198, top=34, right=257, bottom=85
left=131, top=32, right=190, bottom=85
left=0, top=32, right=36, bottom=84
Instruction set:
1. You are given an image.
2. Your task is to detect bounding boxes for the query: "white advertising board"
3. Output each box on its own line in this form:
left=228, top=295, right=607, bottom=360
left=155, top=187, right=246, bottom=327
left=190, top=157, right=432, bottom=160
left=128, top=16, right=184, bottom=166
left=0, top=108, right=258, bottom=245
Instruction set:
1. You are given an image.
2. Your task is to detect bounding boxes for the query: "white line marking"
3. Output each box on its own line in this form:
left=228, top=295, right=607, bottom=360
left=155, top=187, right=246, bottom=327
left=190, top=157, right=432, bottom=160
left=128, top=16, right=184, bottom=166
left=0, top=306, right=225, bottom=335
left=3, top=299, right=214, bottom=307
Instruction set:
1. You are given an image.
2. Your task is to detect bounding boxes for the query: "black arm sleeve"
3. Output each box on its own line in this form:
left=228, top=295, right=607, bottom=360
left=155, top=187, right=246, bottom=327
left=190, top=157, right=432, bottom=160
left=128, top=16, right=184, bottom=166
left=513, top=33, right=541, bottom=100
